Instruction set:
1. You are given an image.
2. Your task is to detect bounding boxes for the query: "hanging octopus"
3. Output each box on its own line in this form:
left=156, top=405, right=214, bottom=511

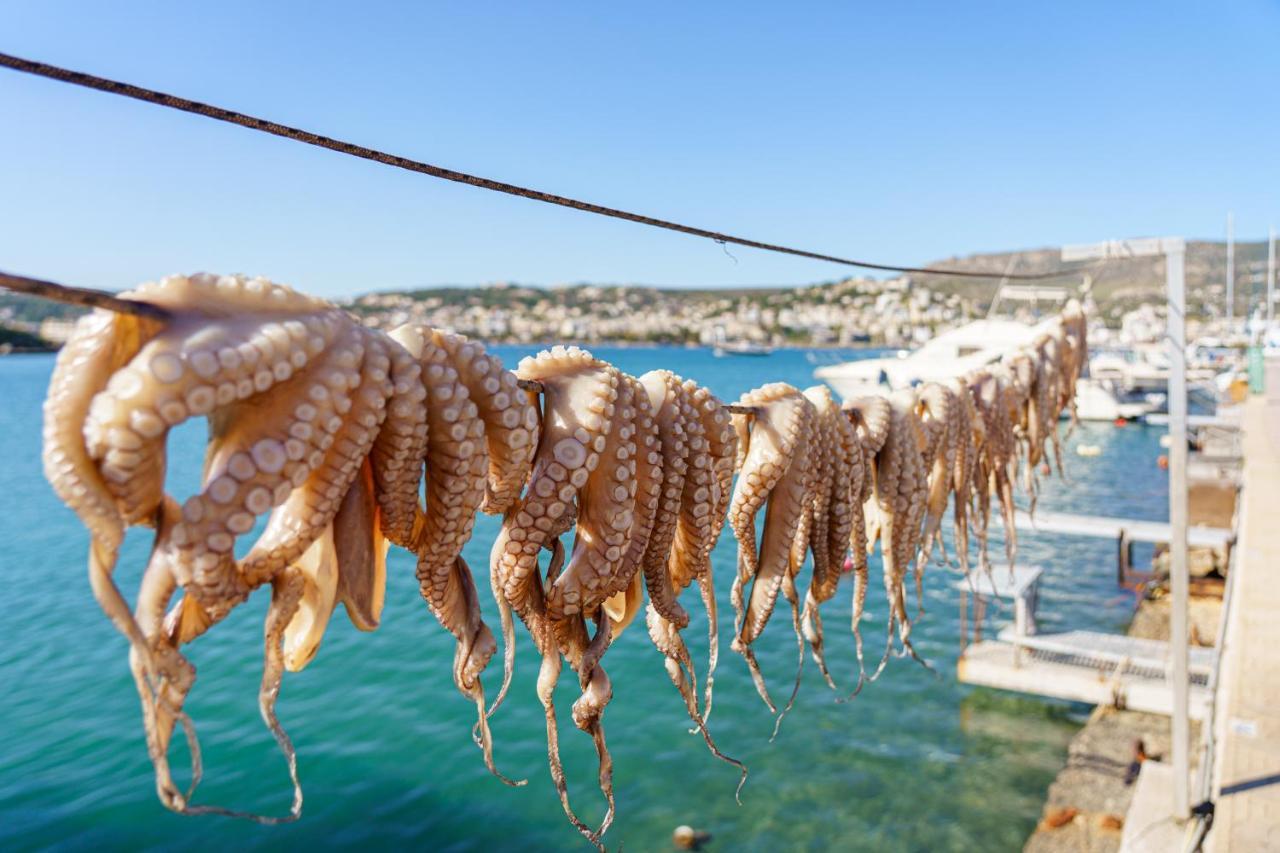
left=47, top=273, right=402, bottom=819
left=637, top=372, right=743, bottom=776
left=37, top=267, right=1091, bottom=846
left=966, top=367, right=1020, bottom=573
left=914, top=381, right=961, bottom=612
left=947, top=376, right=980, bottom=579
left=727, top=383, right=815, bottom=714
left=1057, top=300, right=1089, bottom=434
left=858, top=389, right=932, bottom=675
left=488, top=345, right=634, bottom=848
left=387, top=324, right=528, bottom=785
left=843, top=394, right=889, bottom=671
left=798, top=385, right=867, bottom=692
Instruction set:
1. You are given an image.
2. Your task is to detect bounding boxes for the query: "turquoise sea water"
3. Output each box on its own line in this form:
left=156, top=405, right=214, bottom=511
left=0, top=347, right=1168, bottom=851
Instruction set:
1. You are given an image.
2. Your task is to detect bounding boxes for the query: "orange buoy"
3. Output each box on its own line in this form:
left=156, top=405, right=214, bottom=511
left=1157, top=454, right=1169, bottom=470
left=1113, top=417, right=1128, bottom=427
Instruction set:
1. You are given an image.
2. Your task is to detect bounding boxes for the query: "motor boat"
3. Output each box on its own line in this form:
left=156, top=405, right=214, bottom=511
left=813, top=317, right=1055, bottom=400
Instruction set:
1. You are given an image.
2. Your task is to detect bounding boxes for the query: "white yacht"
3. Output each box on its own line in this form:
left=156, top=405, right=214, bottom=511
left=813, top=317, right=1056, bottom=399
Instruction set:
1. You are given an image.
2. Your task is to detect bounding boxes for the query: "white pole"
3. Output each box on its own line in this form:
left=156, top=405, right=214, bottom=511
left=1227, top=212, right=1235, bottom=327
left=1167, top=241, right=1190, bottom=822
left=1268, top=225, right=1276, bottom=335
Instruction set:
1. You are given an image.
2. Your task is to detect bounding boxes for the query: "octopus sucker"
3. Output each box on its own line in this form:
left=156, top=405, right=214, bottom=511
left=728, top=383, right=815, bottom=713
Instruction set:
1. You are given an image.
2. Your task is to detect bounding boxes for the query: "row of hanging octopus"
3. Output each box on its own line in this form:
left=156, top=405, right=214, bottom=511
left=41, top=272, right=1087, bottom=847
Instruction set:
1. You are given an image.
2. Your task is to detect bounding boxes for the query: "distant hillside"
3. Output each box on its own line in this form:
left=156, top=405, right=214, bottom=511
left=0, top=240, right=1267, bottom=339
left=919, top=240, right=1271, bottom=324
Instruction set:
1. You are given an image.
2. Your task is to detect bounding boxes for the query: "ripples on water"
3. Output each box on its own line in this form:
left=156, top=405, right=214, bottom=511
left=0, top=347, right=1167, bottom=851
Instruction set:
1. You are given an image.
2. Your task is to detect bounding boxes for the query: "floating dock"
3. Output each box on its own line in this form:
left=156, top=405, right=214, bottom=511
left=1013, top=508, right=1232, bottom=550
left=954, top=570, right=1216, bottom=720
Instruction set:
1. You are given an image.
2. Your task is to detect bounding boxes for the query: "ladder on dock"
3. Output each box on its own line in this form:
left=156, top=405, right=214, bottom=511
left=954, top=568, right=1217, bottom=719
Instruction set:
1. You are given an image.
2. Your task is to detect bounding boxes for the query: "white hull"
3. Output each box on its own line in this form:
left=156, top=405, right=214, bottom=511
left=815, top=317, right=1059, bottom=400
left=1071, top=377, right=1160, bottom=421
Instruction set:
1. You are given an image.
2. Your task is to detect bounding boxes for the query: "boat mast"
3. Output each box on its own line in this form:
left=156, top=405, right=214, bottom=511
left=1226, top=212, right=1235, bottom=329
left=1269, top=225, right=1276, bottom=337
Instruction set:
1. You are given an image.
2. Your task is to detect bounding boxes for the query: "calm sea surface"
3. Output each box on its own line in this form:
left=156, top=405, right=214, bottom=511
left=0, top=346, right=1168, bottom=851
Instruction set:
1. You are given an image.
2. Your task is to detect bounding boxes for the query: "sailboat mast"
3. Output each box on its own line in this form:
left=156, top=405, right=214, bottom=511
left=1226, top=211, right=1235, bottom=328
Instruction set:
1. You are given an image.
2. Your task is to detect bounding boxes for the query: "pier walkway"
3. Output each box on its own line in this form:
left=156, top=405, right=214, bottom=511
left=1208, top=394, right=1280, bottom=851
left=1013, top=508, right=1233, bottom=551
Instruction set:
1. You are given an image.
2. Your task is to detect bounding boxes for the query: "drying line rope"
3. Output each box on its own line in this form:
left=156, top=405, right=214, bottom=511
left=1, top=50, right=1078, bottom=282
left=0, top=270, right=171, bottom=320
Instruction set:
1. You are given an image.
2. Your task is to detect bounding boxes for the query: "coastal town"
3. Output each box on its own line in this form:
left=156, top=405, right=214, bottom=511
left=2, top=240, right=1264, bottom=354
left=346, top=274, right=973, bottom=348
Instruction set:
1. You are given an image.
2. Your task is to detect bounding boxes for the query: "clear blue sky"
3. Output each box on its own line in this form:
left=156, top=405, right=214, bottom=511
left=1, top=2, right=1277, bottom=298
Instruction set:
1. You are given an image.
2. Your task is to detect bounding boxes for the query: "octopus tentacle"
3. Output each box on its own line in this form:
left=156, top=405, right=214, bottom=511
left=638, top=370, right=693, bottom=627
left=864, top=390, right=932, bottom=677
left=553, top=366, right=634, bottom=615
left=682, top=380, right=737, bottom=725
left=368, top=341, right=428, bottom=548
left=948, top=377, right=978, bottom=577
left=798, top=386, right=853, bottom=691
left=636, top=374, right=742, bottom=772
left=729, top=383, right=814, bottom=712
left=495, top=346, right=615, bottom=613
left=43, top=308, right=169, bottom=719
left=914, top=382, right=959, bottom=614
left=428, top=329, right=538, bottom=515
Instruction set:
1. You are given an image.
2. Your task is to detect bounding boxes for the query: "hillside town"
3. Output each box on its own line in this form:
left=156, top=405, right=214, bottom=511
left=347, top=275, right=978, bottom=347
left=0, top=238, right=1264, bottom=352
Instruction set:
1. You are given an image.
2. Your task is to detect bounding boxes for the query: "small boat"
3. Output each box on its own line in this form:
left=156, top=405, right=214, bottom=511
left=711, top=325, right=773, bottom=357
left=713, top=341, right=773, bottom=357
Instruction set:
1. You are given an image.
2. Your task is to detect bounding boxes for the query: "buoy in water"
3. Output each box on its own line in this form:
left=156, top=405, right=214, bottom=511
left=1159, top=434, right=1173, bottom=448
left=1157, top=454, right=1169, bottom=470
left=1113, top=417, right=1128, bottom=427
left=673, top=825, right=711, bottom=850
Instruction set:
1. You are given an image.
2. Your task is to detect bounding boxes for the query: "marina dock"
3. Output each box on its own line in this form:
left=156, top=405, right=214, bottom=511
left=1206, top=393, right=1280, bottom=850
left=954, top=569, right=1217, bottom=721
left=1013, top=508, right=1233, bottom=551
